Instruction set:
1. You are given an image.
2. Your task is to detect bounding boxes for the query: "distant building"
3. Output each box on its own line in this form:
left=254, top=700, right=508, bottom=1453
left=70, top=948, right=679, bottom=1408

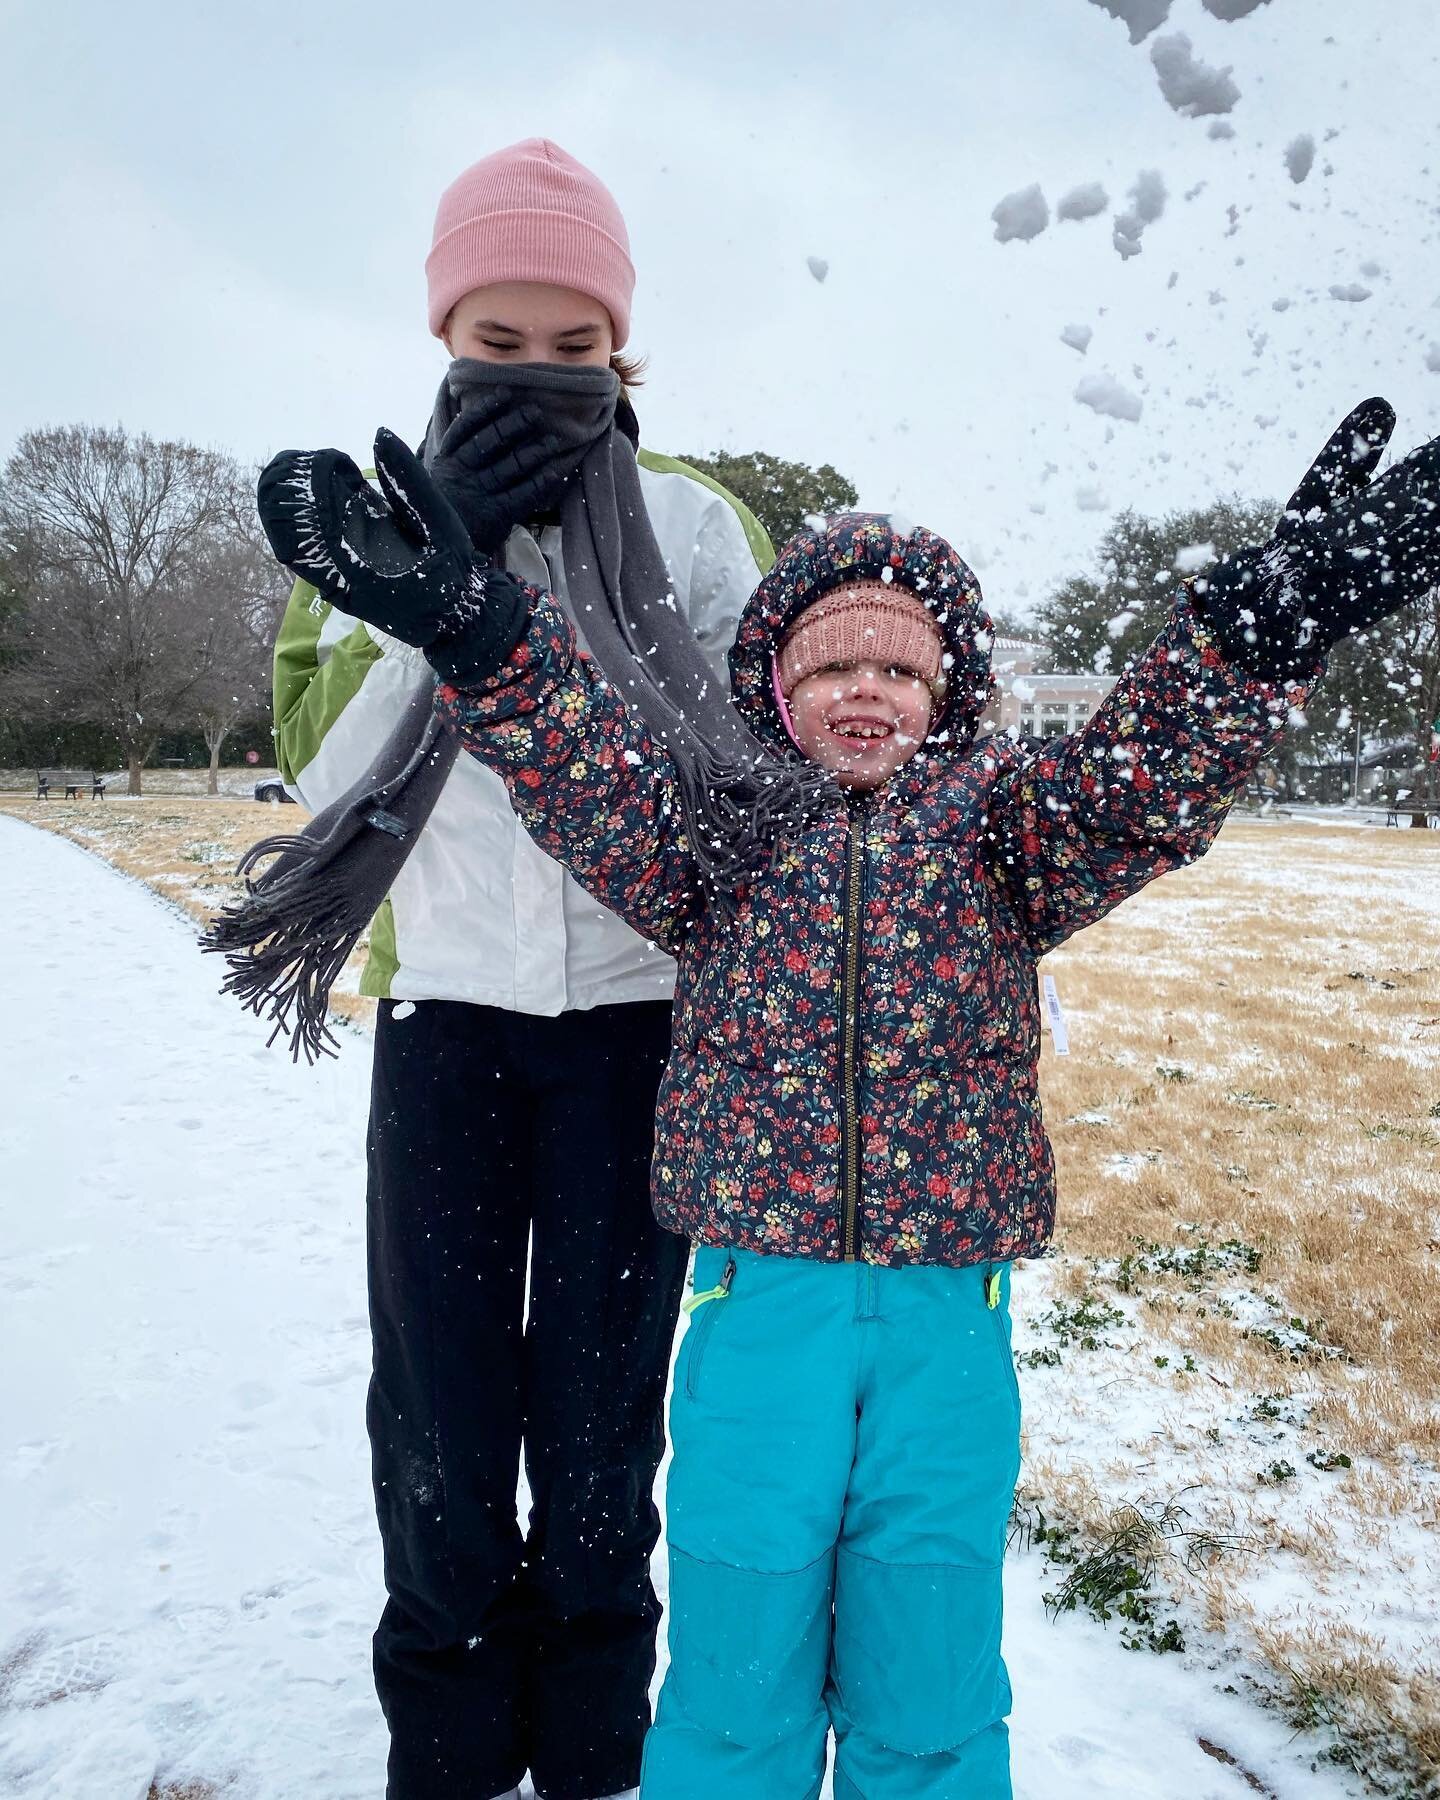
left=1298, top=740, right=1423, bottom=805
left=980, top=635, right=1117, bottom=739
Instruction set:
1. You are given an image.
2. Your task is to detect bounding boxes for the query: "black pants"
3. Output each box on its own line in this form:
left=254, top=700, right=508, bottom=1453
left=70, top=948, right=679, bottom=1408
left=367, top=998, right=688, bottom=1800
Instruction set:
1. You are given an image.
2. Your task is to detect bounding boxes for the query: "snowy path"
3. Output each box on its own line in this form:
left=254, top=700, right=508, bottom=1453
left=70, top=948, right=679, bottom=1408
left=0, top=817, right=1359, bottom=1800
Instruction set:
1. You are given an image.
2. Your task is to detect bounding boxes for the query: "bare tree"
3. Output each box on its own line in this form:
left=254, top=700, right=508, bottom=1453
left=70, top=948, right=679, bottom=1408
left=189, top=489, right=285, bottom=792
left=0, top=424, right=270, bottom=794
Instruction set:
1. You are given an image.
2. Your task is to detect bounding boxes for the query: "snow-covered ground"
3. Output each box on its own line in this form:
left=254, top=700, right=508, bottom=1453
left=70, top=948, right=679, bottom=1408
left=0, top=815, right=1364, bottom=1800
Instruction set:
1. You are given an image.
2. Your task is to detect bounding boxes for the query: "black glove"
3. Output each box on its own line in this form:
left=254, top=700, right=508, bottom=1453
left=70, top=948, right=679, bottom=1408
left=1200, top=398, right=1440, bottom=682
left=427, top=390, right=579, bottom=553
left=257, top=428, right=530, bottom=688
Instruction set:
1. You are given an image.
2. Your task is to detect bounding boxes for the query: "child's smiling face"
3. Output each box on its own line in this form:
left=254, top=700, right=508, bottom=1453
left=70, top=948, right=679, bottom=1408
left=787, top=659, right=935, bottom=790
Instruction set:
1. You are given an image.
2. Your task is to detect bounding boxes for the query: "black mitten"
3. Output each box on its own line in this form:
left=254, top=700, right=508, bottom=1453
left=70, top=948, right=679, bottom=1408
left=1200, top=399, right=1440, bottom=682
left=257, top=428, right=529, bottom=687
left=428, top=391, right=582, bottom=552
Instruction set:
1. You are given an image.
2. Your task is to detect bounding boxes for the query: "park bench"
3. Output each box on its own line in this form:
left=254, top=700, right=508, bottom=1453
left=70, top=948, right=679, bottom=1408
left=36, top=769, right=107, bottom=801
left=1383, top=804, right=1440, bottom=828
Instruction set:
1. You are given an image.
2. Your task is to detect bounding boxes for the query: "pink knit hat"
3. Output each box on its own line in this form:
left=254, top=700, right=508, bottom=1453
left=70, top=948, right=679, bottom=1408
left=777, top=582, right=947, bottom=698
left=425, top=138, right=636, bottom=346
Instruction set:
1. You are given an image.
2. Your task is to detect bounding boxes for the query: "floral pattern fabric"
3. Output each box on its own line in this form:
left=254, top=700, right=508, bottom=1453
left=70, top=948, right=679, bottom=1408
left=439, top=553, right=1311, bottom=1268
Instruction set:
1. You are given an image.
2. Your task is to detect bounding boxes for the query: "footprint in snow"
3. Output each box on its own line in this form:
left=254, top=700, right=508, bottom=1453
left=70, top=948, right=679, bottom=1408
left=231, top=1381, right=278, bottom=1411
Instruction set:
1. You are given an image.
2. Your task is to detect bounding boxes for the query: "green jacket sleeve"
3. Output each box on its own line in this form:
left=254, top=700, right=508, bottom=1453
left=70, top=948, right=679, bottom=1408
left=271, top=579, right=384, bottom=786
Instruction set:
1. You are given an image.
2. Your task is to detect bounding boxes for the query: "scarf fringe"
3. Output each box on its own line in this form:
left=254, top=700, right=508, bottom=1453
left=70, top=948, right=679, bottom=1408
left=200, top=831, right=365, bottom=1064
left=659, top=733, right=834, bottom=904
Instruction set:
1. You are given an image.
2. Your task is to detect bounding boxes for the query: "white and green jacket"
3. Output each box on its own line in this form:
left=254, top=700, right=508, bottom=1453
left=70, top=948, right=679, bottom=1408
left=272, top=450, right=772, bottom=1012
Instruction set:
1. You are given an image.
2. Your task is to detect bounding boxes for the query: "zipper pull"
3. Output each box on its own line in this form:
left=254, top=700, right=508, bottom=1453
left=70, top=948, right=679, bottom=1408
left=684, top=1255, right=737, bottom=1314
left=984, top=1267, right=1003, bottom=1310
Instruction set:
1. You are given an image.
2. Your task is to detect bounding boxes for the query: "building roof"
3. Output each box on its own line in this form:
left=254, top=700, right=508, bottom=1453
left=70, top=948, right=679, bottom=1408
left=1006, top=674, right=1116, bottom=694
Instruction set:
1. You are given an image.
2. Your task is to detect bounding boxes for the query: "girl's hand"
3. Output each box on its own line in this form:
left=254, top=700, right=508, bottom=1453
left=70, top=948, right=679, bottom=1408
left=256, top=428, right=531, bottom=688
left=428, top=393, right=578, bottom=554
left=1198, top=398, right=1440, bottom=681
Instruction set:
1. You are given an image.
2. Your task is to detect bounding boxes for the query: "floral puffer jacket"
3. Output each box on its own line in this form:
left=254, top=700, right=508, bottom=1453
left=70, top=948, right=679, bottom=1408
left=440, top=515, right=1313, bottom=1268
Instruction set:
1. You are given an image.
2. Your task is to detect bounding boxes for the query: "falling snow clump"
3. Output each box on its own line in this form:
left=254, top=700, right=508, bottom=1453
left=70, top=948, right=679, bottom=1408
left=1075, top=374, right=1143, bottom=423
left=1173, top=542, right=1217, bottom=573
left=1201, top=0, right=1272, bottom=17
left=1284, top=134, right=1315, bottom=184
left=1087, top=0, right=1173, bottom=42
left=1129, top=168, right=1168, bottom=224
left=806, top=256, right=829, bottom=283
left=1061, top=323, right=1094, bottom=355
left=1328, top=282, right=1372, bottom=303
left=1113, top=168, right=1167, bottom=259
left=991, top=184, right=1050, bottom=243
left=1151, top=34, right=1241, bottom=117
left=1056, top=181, right=1110, bottom=222
left=1426, top=344, right=1440, bottom=374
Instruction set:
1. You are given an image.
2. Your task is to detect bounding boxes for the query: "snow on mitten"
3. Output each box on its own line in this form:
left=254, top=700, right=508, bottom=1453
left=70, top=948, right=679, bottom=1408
left=1199, top=398, right=1440, bottom=681
left=257, top=428, right=529, bottom=688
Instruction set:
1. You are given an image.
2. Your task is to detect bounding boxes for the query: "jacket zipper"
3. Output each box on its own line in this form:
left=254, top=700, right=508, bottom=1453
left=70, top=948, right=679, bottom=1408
left=840, top=807, right=866, bottom=1262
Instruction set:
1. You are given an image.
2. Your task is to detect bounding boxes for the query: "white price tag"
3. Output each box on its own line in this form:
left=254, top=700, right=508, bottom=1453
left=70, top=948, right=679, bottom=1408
left=1042, top=974, right=1070, bottom=1057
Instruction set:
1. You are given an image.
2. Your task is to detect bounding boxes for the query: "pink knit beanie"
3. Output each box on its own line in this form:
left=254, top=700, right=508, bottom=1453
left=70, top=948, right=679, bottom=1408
left=425, top=138, right=636, bottom=346
left=777, top=582, right=947, bottom=698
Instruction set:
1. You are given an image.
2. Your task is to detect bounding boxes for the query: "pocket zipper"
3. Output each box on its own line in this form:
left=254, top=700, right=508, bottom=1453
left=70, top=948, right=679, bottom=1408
left=684, top=1255, right=737, bottom=1314
left=984, top=1262, right=1022, bottom=1413
left=683, top=1256, right=736, bottom=1399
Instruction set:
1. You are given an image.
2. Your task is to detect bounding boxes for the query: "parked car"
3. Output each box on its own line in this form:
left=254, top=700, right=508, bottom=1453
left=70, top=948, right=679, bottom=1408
left=253, top=777, right=296, bottom=805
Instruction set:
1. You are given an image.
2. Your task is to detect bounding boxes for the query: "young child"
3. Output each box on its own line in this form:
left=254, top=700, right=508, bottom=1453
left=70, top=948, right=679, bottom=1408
left=254, top=399, right=1438, bottom=1798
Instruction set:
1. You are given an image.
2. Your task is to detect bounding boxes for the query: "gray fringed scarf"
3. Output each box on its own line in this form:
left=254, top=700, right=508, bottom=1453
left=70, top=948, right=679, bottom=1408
left=204, top=360, right=828, bottom=1061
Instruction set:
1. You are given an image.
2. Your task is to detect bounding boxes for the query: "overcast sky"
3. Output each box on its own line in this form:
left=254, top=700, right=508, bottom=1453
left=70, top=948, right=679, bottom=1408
left=3, top=0, right=1437, bottom=613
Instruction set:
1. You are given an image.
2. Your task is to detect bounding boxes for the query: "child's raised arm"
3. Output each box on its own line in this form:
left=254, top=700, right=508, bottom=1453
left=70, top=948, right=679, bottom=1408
left=436, top=592, right=704, bottom=953
left=981, top=588, right=1304, bottom=953
left=984, top=396, right=1440, bottom=954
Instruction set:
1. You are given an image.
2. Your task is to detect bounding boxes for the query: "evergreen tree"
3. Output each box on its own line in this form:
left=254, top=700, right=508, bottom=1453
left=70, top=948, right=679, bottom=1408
left=680, top=449, right=858, bottom=550
left=1037, top=498, right=1439, bottom=802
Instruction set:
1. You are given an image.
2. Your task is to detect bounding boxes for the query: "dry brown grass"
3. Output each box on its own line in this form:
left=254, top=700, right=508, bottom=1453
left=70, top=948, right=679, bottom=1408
left=1025, top=820, right=1440, bottom=1793
left=0, top=792, right=376, bottom=1030
left=1038, top=822, right=1440, bottom=1417
left=1251, top=1619, right=1440, bottom=1798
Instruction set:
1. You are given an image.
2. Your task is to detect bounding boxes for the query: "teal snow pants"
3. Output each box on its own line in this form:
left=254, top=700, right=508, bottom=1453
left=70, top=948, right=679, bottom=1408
left=641, top=1247, right=1021, bottom=1800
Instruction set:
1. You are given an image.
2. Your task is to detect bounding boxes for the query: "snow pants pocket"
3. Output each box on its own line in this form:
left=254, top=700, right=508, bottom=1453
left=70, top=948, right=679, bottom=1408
left=680, top=1250, right=736, bottom=1401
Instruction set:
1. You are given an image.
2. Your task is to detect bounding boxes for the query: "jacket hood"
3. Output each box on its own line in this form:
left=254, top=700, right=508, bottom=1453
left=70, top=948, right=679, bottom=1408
left=728, top=512, right=996, bottom=758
